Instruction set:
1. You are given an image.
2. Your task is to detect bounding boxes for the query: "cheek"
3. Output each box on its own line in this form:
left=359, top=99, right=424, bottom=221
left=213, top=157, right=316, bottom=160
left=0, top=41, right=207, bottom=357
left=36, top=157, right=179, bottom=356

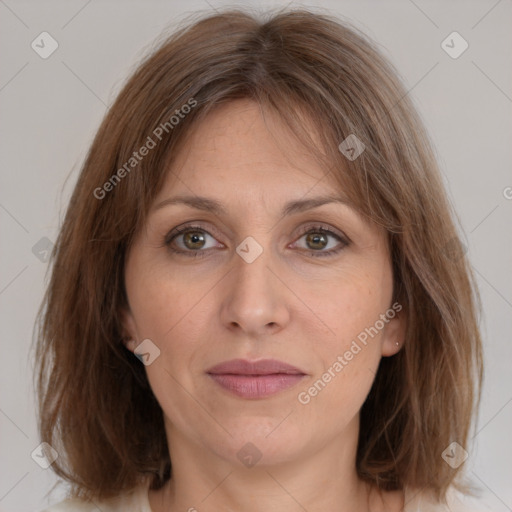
left=294, top=271, right=390, bottom=405
left=125, top=249, right=203, bottom=339
left=296, top=295, right=384, bottom=421
left=125, top=258, right=215, bottom=387
left=127, top=273, right=213, bottom=431
left=302, top=269, right=391, bottom=348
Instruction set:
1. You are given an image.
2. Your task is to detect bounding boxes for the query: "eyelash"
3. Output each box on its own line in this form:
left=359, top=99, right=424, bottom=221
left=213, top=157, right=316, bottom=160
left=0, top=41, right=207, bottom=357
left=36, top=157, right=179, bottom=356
left=164, top=222, right=350, bottom=259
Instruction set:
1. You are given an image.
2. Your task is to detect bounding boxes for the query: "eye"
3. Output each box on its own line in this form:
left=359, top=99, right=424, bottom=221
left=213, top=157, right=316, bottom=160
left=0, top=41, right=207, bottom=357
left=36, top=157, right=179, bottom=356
left=291, top=224, right=349, bottom=257
left=164, top=224, right=223, bottom=258
left=164, top=222, right=350, bottom=259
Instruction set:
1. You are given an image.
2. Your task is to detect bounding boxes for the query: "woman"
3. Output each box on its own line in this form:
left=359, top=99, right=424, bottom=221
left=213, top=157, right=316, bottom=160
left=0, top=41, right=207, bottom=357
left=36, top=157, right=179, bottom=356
left=34, top=7, right=485, bottom=512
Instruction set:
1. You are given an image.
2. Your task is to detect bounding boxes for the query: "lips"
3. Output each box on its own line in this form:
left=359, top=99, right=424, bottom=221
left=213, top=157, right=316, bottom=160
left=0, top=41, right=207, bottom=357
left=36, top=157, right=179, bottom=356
left=206, top=359, right=307, bottom=399
left=207, top=358, right=305, bottom=376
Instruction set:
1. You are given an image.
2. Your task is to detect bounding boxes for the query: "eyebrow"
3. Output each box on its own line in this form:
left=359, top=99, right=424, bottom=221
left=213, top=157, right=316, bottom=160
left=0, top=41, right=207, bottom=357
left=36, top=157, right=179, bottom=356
left=152, top=194, right=354, bottom=217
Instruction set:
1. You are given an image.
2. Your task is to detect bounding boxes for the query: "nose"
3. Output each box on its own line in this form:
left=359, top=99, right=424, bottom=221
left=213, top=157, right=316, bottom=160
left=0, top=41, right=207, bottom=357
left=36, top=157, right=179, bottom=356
left=219, top=244, right=291, bottom=337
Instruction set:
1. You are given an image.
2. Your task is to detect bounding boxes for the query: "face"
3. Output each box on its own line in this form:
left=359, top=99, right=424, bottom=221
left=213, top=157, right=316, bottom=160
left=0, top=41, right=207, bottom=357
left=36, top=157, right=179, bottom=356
left=122, top=98, right=404, bottom=468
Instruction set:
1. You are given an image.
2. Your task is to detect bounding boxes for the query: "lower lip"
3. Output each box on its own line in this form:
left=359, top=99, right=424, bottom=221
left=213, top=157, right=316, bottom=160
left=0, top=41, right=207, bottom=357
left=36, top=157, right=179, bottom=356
left=208, top=373, right=306, bottom=399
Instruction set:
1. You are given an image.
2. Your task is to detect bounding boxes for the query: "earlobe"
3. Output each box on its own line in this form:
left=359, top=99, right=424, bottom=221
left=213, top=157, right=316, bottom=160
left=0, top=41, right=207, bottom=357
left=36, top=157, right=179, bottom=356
left=381, top=309, right=406, bottom=357
left=119, top=307, right=138, bottom=352
left=122, top=337, right=136, bottom=352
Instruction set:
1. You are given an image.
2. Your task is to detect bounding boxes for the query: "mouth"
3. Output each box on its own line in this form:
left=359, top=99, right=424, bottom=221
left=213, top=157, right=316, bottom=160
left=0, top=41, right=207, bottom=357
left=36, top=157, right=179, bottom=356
left=206, top=359, right=307, bottom=399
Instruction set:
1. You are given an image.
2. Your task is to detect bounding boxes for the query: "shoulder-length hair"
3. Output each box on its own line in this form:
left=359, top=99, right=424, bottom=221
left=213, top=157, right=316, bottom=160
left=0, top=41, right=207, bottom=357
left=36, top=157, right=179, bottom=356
left=33, top=6, right=483, bottom=504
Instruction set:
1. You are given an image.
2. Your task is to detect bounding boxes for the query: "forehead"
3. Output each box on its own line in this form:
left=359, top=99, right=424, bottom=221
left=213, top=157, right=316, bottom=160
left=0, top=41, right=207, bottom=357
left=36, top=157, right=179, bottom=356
left=147, top=99, right=387, bottom=248
left=158, top=98, right=342, bottom=200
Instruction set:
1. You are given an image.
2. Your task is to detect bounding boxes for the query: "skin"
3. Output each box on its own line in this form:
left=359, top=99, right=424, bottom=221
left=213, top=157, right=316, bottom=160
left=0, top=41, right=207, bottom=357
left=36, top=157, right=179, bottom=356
left=122, top=98, right=406, bottom=512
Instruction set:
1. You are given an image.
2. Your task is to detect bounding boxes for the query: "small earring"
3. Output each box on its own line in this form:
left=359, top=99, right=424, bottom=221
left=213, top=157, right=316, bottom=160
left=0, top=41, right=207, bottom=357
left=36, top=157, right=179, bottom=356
left=395, top=341, right=400, bottom=346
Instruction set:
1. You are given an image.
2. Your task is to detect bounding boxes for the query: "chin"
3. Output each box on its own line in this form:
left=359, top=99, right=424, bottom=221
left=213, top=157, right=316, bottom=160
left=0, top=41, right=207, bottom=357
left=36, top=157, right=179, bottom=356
left=205, top=418, right=308, bottom=468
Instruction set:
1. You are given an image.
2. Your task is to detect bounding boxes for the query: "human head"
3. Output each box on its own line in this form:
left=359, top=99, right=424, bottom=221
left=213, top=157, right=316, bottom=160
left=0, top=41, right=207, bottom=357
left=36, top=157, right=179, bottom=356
left=34, top=6, right=483, bottom=504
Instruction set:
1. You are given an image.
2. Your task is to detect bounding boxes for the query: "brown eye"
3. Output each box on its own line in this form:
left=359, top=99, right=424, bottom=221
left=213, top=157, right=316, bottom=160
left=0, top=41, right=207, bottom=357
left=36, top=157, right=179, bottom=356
left=305, top=232, right=329, bottom=251
left=292, top=225, right=349, bottom=258
left=182, top=230, right=207, bottom=250
left=164, top=224, right=222, bottom=257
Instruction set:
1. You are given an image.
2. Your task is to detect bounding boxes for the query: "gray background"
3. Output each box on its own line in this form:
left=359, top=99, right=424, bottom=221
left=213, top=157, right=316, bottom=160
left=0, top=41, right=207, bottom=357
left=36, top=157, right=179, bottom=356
left=0, top=0, right=510, bottom=510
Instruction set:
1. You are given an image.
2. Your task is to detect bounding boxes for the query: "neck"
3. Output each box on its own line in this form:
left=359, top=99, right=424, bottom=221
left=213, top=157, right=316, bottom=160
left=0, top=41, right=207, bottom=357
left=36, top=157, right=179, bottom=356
left=150, top=415, right=383, bottom=512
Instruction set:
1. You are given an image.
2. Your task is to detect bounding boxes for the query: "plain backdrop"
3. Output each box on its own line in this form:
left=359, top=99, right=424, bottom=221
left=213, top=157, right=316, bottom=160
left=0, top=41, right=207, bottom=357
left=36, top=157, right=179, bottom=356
left=0, top=1, right=511, bottom=511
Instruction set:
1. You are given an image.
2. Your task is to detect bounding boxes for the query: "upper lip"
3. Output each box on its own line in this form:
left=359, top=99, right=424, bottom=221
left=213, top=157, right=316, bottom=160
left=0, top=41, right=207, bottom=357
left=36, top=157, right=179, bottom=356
left=206, top=358, right=306, bottom=375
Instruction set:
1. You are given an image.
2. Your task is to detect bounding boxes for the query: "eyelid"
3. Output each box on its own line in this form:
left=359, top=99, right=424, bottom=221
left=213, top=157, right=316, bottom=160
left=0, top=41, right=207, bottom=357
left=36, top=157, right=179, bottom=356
left=293, top=222, right=350, bottom=245
left=164, top=221, right=224, bottom=246
left=164, top=220, right=350, bottom=256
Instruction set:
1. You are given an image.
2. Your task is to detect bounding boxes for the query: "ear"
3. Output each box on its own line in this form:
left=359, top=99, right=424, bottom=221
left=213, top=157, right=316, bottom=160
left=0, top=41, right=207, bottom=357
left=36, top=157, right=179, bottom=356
left=119, top=306, right=138, bottom=353
left=380, top=303, right=407, bottom=357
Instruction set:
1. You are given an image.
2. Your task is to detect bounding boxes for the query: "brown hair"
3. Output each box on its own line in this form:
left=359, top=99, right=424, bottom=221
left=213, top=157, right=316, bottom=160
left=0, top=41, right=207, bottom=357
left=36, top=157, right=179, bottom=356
left=33, top=6, right=483, bottom=505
